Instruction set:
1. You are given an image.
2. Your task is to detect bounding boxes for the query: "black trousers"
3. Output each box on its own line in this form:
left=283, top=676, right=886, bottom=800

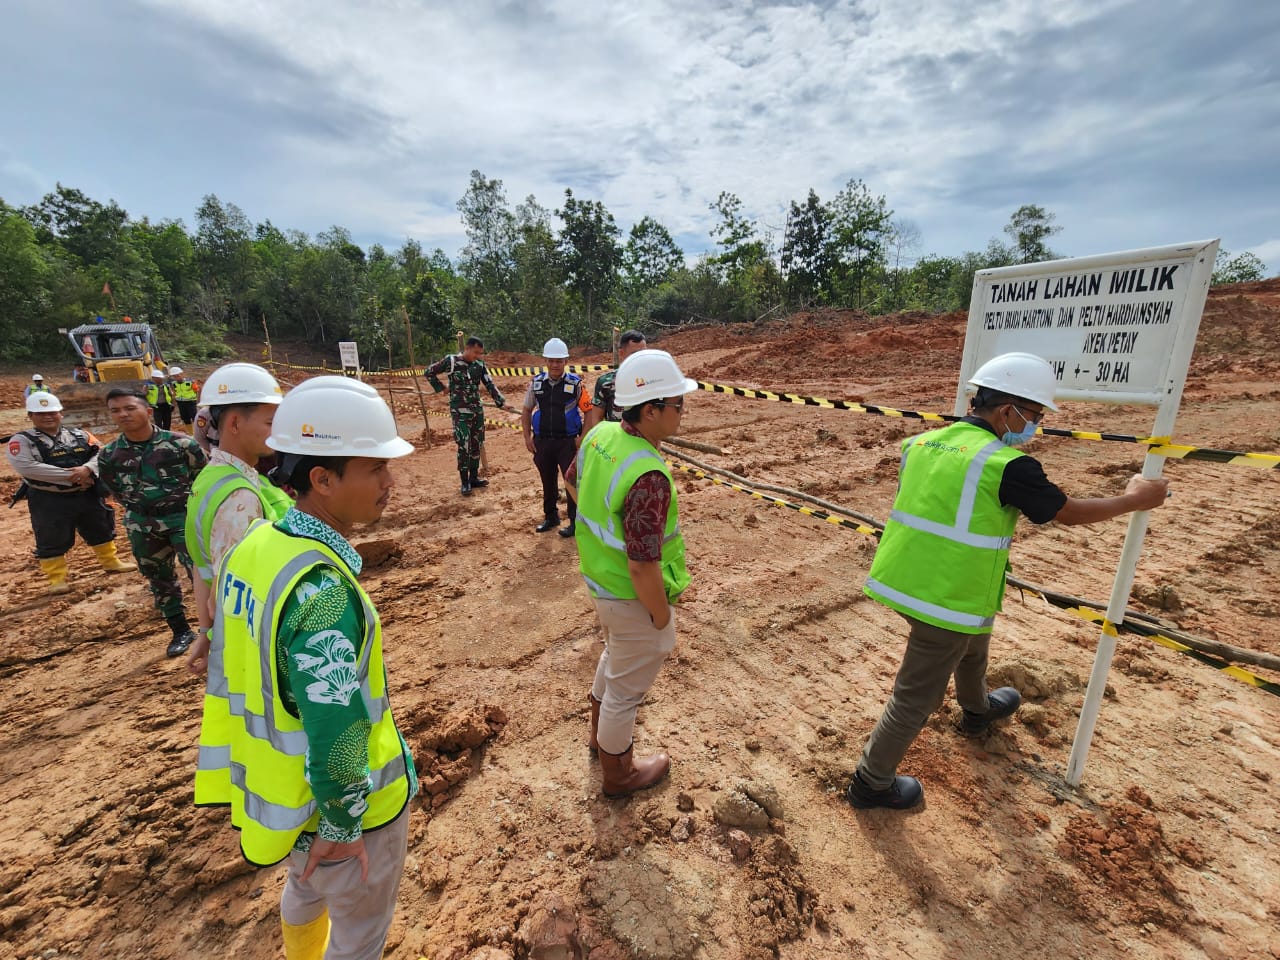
left=27, top=488, right=117, bottom=558
left=533, top=436, right=578, bottom=521
left=153, top=403, right=173, bottom=430
left=176, top=400, right=198, bottom=425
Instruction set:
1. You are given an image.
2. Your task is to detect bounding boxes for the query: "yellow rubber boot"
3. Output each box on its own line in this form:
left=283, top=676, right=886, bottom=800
left=93, top=540, right=137, bottom=573
left=282, top=911, right=330, bottom=960
left=38, top=556, right=71, bottom=595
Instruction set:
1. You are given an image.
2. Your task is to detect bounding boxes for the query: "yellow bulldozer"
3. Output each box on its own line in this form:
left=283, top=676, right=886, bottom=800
left=66, top=321, right=166, bottom=384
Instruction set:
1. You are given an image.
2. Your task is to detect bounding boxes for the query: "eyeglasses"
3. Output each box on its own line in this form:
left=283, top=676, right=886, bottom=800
left=1011, top=403, right=1046, bottom=424
left=652, top=400, right=684, bottom=413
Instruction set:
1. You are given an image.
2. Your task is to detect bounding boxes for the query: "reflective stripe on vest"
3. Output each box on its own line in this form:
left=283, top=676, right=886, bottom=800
left=575, top=422, right=689, bottom=602
left=195, top=523, right=408, bottom=863
left=863, top=422, right=1021, bottom=634
left=185, top=466, right=293, bottom=583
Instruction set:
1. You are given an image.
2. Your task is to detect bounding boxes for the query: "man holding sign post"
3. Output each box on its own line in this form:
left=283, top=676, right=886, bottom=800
left=847, top=351, right=1171, bottom=810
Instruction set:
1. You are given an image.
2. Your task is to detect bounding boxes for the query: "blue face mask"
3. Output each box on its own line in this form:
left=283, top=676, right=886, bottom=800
left=1000, top=406, right=1039, bottom=447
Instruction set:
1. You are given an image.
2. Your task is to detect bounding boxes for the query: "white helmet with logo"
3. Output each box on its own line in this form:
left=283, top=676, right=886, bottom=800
left=968, top=352, right=1059, bottom=411
left=200, top=362, right=284, bottom=406
left=168, top=365, right=185, bottom=377
left=613, top=349, right=698, bottom=408
left=151, top=369, right=167, bottom=380
left=26, top=393, right=63, bottom=413
left=267, top=375, right=413, bottom=458
left=542, top=337, right=569, bottom=359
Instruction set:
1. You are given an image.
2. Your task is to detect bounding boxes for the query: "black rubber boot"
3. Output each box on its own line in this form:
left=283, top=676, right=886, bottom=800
left=956, top=686, right=1022, bottom=737
left=469, top=469, right=488, bottom=488
left=845, top=770, right=924, bottom=810
left=460, top=471, right=472, bottom=497
left=166, top=630, right=195, bottom=658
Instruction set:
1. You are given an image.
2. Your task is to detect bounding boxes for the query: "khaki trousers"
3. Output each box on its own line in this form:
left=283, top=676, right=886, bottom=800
left=590, top=597, right=677, bottom=755
left=279, top=806, right=410, bottom=960
left=857, top=615, right=992, bottom=790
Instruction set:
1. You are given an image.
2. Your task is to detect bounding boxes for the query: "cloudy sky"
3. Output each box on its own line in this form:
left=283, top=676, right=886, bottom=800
left=2, top=0, right=1277, bottom=273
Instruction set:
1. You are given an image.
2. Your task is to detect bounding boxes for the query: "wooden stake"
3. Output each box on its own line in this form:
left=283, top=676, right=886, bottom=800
left=402, top=305, right=432, bottom=447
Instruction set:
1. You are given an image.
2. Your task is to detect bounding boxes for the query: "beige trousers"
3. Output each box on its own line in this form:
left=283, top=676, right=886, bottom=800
left=279, top=806, right=410, bottom=960
left=590, top=597, right=678, bottom=754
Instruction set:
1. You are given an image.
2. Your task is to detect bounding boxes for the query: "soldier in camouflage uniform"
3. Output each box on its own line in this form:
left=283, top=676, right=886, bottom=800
left=585, top=330, right=647, bottom=434
left=99, top=387, right=208, bottom=657
left=426, top=336, right=505, bottom=497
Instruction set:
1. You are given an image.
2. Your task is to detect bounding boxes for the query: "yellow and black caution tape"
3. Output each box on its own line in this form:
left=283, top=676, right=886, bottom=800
left=691, top=378, right=1280, bottom=469
left=421, top=407, right=522, bottom=432
left=485, top=364, right=612, bottom=377
left=667, top=460, right=882, bottom=538
left=265, top=359, right=1279, bottom=469
left=1062, top=606, right=1280, bottom=697
left=668, top=456, right=1279, bottom=699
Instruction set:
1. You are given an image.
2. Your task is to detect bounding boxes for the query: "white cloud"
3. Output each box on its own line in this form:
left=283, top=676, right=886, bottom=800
left=2, top=0, right=1277, bottom=268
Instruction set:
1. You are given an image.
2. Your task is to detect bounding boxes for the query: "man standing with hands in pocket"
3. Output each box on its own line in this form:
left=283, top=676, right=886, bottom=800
left=196, top=376, right=417, bottom=959
left=572, top=349, right=698, bottom=798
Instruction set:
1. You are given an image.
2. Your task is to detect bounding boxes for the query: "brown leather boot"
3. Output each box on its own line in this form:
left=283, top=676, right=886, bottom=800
left=587, top=693, right=601, bottom=754
left=599, top=744, right=670, bottom=798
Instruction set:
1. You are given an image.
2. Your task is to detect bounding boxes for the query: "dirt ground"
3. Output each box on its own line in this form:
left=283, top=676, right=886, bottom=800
left=1, top=281, right=1278, bottom=960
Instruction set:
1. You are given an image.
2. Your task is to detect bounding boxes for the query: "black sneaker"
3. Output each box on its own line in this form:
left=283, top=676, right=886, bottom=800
left=845, top=770, right=924, bottom=810
left=957, top=686, right=1022, bottom=737
left=535, top=517, right=560, bottom=533
left=166, top=630, right=196, bottom=658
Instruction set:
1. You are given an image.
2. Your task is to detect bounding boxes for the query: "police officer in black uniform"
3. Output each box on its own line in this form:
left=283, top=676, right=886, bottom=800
left=521, top=337, right=587, bottom=536
left=5, top=392, right=136, bottom=594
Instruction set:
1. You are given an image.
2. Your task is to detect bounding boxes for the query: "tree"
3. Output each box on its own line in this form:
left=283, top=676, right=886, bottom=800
left=827, top=178, right=892, bottom=310
left=1003, top=204, right=1061, bottom=264
left=0, top=203, right=54, bottom=357
left=194, top=194, right=258, bottom=332
left=456, top=171, right=517, bottom=336
left=622, top=216, right=683, bottom=290
left=557, top=188, right=621, bottom=336
left=780, top=189, right=833, bottom=306
left=504, top=196, right=568, bottom=348
left=1212, top=249, right=1266, bottom=285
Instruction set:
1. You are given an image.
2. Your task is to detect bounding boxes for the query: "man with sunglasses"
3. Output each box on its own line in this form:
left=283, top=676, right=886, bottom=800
left=847, top=352, right=1171, bottom=811
left=573, top=349, right=697, bottom=798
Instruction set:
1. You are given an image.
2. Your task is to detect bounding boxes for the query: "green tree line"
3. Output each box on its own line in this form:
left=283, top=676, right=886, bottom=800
left=0, top=181, right=1268, bottom=365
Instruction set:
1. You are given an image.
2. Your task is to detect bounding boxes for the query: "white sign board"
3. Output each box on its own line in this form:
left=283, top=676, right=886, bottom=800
left=955, top=239, right=1219, bottom=789
left=958, top=240, right=1219, bottom=408
left=338, top=341, right=360, bottom=371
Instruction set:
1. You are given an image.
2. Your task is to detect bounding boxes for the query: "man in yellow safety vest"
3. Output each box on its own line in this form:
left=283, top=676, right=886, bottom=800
left=847, top=352, right=1171, bottom=810
left=197, top=375, right=417, bottom=958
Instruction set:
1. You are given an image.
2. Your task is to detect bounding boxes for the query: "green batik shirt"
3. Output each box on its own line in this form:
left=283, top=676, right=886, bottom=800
left=425, top=354, right=504, bottom=413
left=274, top=508, right=418, bottom=848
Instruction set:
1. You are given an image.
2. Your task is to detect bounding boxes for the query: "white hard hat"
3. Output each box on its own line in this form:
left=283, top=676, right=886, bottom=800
left=267, top=375, right=413, bottom=458
left=26, top=393, right=63, bottom=413
left=31, top=374, right=44, bottom=382
left=542, top=337, right=569, bottom=359
left=151, top=369, right=167, bottom=380
left=168, top=365, right=184, bottom=376
left=613, top=349, right=698, bottom=408
left=968, top=352, right=1059, bottom=411
left=200, top=362, right=284, bottom=406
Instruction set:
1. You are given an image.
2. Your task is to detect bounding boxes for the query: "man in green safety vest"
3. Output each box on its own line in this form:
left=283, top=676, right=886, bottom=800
left=846, top=352, right=1171, bottom=811
left=197, top=376, right=417, bottom=959
left=169, top=365, right=199, bottom=425
left=184, top=362, right=290, bottom=676
left=145, top=369, right=176, bottom=430
left=572, top=349, right=698, bottom=798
